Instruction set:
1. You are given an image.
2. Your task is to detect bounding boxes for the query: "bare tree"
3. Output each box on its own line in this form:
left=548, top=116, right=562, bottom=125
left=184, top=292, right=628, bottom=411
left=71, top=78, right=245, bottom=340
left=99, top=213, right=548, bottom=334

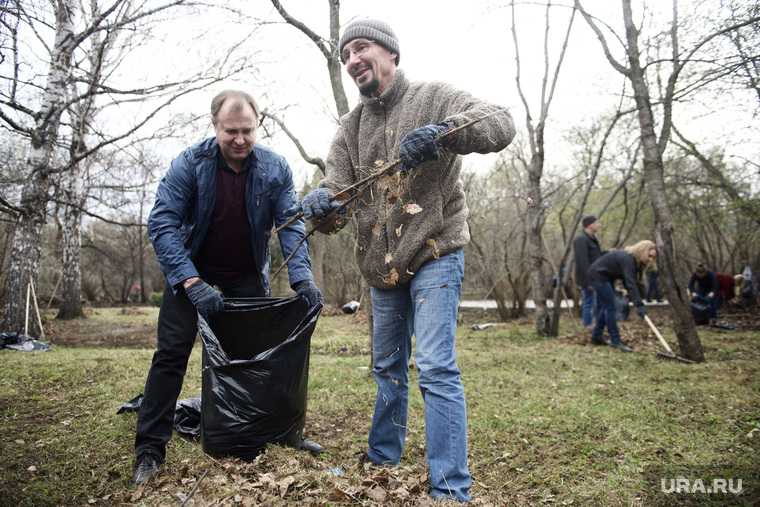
left=0, top=0, right=255, bottom=329
left=510, top=0, right=576, bottom=335
left=267, top=1, right=374, bottom=351
left=573, top=0, right=760, bottom=361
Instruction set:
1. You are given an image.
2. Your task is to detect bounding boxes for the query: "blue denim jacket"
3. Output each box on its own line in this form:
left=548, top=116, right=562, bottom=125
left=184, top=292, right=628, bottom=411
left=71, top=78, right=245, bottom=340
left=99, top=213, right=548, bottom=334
left=148, top=137, right=312, bottom=294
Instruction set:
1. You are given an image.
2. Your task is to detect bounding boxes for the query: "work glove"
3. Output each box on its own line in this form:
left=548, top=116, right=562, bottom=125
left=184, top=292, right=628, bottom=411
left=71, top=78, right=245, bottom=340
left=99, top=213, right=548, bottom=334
left=301, top=188, right=340, bottom=220
left=185, top=280, right=224, bottom=318
left=293, top=279, right=323, bottom=308
left=636, top=305, right=647, bottom=319
left=398, top=123, right=450, bottom=172
left=707, top=291, right=715, bottom=299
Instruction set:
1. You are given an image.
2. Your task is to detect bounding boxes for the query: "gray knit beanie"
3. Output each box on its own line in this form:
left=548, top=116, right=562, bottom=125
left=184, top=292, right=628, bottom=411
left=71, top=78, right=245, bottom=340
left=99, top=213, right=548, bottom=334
left=339, top=18, right=400, bottom=65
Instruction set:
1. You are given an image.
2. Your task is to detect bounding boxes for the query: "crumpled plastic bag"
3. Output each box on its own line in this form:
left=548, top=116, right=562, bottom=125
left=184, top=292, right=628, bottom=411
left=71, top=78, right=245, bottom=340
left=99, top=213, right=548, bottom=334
left=0, top=332, right=50, bottom=352
left=116, top=393, right=202, bottom=439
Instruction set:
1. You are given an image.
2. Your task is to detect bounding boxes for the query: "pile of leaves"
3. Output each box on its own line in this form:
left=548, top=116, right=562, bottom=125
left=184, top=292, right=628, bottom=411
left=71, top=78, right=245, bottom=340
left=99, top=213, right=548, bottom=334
left=110, top=446, right=483, bottom=506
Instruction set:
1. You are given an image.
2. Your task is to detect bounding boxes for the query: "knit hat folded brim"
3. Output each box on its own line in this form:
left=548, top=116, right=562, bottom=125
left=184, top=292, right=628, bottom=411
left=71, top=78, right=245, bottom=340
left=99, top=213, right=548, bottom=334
left=339, top=19, right=400, bottom=64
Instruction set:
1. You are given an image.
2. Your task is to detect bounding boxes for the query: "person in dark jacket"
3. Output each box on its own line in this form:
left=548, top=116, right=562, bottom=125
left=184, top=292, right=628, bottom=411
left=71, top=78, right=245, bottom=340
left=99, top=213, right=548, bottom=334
left=688, top=263, right=719, bottom=324
left=132, top=90, right=322, bottom=485
left=645, top=262, right=663, bottom=302
left=573, top=215, right=604, bottom=328
left=587, top=240, right=656, bottom=352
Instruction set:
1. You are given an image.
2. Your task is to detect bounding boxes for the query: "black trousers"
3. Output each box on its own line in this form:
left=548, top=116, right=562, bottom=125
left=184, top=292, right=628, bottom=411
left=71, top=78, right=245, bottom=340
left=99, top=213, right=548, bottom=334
left=134, top=276, right=263, bottom=461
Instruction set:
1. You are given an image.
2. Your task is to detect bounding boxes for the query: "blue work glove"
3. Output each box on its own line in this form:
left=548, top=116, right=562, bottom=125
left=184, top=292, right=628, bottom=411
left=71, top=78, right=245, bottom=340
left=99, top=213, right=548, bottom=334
left=636, top=305, right=647, bottom=319
left=398, top=123, right=450, bottom=171
left=301, top=188, right=340, bottom=220
left=293, top=279, right=323, bottom=308
left=185, top=280, right=224, bottom=318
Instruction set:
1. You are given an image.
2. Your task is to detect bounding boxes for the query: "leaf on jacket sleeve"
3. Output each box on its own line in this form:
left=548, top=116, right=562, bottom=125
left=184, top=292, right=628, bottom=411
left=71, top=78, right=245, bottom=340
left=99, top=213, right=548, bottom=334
left=427, top=239, right=440, bottom=259
left=403, top=203, right=423, bottom=215
left=385, top=253, right=393, bottom=265
left=382, top=268, right=400, bottom=286
left=395, top=224, right=403, bottom=237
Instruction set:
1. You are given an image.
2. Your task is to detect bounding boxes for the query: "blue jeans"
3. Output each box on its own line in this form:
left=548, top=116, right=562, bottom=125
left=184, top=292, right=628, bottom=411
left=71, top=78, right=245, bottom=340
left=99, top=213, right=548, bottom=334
left=591, top=280, right=622, bottom=345
left=580, top=286, right=595, bottom=327
left=369, top=249, right=470, bottom=502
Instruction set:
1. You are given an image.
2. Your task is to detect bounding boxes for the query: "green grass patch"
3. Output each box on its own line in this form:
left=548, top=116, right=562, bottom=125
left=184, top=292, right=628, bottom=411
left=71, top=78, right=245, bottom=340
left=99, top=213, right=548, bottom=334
left=1, top=309, right=758, bottom=505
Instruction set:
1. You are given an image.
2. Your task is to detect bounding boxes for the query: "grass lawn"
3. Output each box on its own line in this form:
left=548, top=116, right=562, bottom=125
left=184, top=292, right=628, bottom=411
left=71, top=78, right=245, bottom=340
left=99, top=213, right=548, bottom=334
left=1, top=306, right=758, bottom=505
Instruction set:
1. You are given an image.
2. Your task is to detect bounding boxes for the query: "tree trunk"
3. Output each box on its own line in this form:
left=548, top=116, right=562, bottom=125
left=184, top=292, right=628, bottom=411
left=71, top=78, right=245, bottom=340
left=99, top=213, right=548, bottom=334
left=1, top=1, right=76, bottom=333
left=526, top=157, right=551, bottom=335
left=492, top=282, right=512, bottom=322
left=57, top=193, right=84, bottom=319
left=622, top=0, right=704, bottom=361
left=327, top=0, right=349, bottom=117
left=138, top=195, right=147, bottom=303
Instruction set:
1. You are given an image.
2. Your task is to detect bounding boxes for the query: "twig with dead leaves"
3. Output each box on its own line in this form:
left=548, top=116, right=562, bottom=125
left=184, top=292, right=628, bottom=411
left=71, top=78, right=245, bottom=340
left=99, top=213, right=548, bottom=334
left=180, top=469, right=209, bottom=507
left=271, top=109, right=508, bottom=280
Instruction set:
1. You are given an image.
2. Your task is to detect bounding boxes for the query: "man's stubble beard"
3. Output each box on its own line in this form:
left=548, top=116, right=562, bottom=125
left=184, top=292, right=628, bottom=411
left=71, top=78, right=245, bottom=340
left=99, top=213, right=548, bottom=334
left=358, top=78, right=380, bottom=97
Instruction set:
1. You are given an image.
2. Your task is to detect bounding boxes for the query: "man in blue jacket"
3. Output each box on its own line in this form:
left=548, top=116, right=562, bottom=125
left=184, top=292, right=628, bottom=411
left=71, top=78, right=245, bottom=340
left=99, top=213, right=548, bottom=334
left=133, top=90, right=321, bottom=485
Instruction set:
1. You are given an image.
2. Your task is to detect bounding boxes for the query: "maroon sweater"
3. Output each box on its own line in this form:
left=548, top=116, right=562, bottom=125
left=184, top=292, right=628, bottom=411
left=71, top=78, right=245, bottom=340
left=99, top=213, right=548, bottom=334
left=195, top=153, right=258, bottom=287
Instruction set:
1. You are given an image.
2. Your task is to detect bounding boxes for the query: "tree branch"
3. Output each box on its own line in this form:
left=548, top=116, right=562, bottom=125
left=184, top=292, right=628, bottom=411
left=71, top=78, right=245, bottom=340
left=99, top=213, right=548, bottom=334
left=270, top=0, right=331, bottom=60
left=261, top=109, right=326, bottom=174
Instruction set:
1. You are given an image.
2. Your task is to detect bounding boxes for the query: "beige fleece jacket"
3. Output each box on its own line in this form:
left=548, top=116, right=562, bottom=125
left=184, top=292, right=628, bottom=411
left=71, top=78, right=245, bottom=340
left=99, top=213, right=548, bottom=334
left=320, top=70, right=515, bottom=289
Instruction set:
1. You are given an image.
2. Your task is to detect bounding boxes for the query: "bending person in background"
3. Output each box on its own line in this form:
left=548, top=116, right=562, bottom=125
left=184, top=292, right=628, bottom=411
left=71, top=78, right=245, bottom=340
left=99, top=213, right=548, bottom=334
left=688, top=263, right=719, bottom=325
left=587, top=240, right=657, bottom=352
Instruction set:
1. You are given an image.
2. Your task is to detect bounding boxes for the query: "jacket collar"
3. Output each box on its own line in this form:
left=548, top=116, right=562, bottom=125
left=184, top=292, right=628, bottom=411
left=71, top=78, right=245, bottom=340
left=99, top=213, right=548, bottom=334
left=199, top=138, right=257, bottom=170
left=360, top=69, right=409, bottom=111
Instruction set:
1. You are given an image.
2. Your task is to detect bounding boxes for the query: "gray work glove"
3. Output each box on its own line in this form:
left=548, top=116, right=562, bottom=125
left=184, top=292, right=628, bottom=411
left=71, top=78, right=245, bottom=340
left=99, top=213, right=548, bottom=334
left=398, top=123, right=450, bottom=171
left=185, top=280, right=224, bottom=318
left=301, top=188, right=340, bottom=220
left=293, top=279, right=323, bottom=308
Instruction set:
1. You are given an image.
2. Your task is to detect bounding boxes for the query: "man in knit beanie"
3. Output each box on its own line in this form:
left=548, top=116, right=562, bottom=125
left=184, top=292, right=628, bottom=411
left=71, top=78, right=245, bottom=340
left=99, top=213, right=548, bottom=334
left=573, top=215, right=605, bottom=334
left=300, top=18, right=516, bottom=502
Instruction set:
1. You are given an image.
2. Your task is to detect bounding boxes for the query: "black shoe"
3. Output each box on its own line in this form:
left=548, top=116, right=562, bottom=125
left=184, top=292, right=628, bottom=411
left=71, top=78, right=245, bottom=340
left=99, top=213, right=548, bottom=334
left=132, top=454, right=161, bottom=485
left=611, top=341, right=633, bottom=353
left=297, top=438, right=323, bottom=455
left=284, top=431, right=323, bottom=455
left=591, top=336, right=609, bottom=345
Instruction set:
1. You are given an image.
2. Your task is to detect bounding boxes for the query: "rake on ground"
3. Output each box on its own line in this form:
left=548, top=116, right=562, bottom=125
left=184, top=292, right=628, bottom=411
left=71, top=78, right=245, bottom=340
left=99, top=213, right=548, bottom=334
left=643, top=314, right=695, bottom=364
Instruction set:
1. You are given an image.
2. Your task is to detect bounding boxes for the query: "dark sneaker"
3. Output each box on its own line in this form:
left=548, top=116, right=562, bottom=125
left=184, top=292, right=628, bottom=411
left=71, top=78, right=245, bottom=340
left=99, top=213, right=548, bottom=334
left=132, top=454, right=161, bottom=485
left=284, top=431, right=323, bottom=455
left=297, top=438, right=323, bottom=455
left=611, top=341, right=633, bottom=353
left=591, top=336, right=609, bottom=345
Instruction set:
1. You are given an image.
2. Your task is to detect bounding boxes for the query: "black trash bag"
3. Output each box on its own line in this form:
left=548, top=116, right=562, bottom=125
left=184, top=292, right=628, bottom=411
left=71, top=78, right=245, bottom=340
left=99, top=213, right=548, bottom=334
left=691, top=296, right=710, bottom=325
left=174, top=397, right=202, bottom=439
left=0, top=332, right=50, bottom=352
left=198, top=296, right=320, bottom=461
left=116, top=394, right=201, bottom=439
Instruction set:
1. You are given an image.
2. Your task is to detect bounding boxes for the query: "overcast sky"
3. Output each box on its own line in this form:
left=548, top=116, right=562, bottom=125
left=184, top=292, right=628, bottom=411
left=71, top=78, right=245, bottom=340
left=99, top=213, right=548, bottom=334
left=189, top=0, right=756, bottom=187
left=13, top=1, right=758, bottom=190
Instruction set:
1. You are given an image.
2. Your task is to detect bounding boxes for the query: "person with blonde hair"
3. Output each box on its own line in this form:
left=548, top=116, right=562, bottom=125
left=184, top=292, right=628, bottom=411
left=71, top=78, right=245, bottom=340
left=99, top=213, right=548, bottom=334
left=586, top=240, right=657, bottom=352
